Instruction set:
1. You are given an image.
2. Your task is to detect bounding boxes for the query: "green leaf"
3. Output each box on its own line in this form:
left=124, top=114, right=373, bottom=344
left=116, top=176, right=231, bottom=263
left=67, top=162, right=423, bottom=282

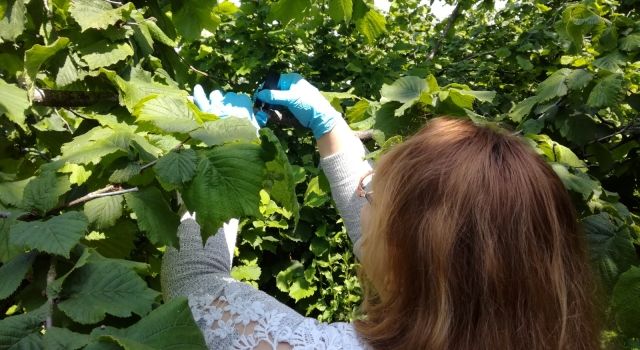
left=587, top=73, right=623, bottom=108
left=529, top=134, right=586, bottom=169
left=0, top=79, right=29, bottom=130
left=61, top=125, right=159, bottom=165
left=24, top=37, right=70, bottom=84
left=58, top=261, right=159, bottom=324
left=124, top=188, right=179, bottom=247
left=345, top=100, right=372, bottom=123
left=516, top=55, right=534, bottom=70
left=584, top=213, right=638, bottom=291
left=9, top=211, right=89, bottom=258
left=0, top=303, right=48, bottom=349
left=109, top=163, right=142, bottom=183
left=183, top=143, right=265, bottom=234
left=593, top=50, right=625, bottom=73
left=85, top=220, right=137, bottom=259
left=550, top=163, right=597, bottom=200
left=612, top=266, right=640, bottom=337
left=619, top=33, right=640, bottom=51
left=84, top=195, right=124, bottom=229
left=22, top=171, right=71, bottom=214
left=231, top=264, right=261, bottom=282
left=303, top=175, right=330, bottom=208
left=267, top=0, right=311, bottom=24
left=328, top=0, right=353, bottom=24
left=0, top=213, right=21, bottom=262
left=0, top=0, right=25, bottom=42
left=565, top=69, right=593, bottom=90
left=133, top=95, right=201, bottom=133
left=69, top=0, right=133, bottom=32
left=59, top=163, right=92, bottom=185
left=154, top=148, right=197, bottom=186
left=55, top=55, right=80, bottom=87
left=495, top=47, right=511, bottom=58
left=455, top=89, right=496, bottom=103
left=130, top=11, right=154, bottom=56
left=260, top=129, right=299, bottom=221
left=190, top=118, right=258, bottom=146
left=276, top=261, right=316, bottom=301
left=80, top=41, right=133, bottom=70
left=173, top=0, right=221, bottom=40
left=87, top=297, right=206, bottom=349
left=356, top=8, right=386, bottom=44
left=536, top=68, right=571, bottom=102
left=381, top=76, right=427, bottom=103
left=0, top=177, right=31, bottom=208
left=146, top=20, right=176, bottom=47
left=43, top=327, right=90, bottom=350
left=559, top=4, right=601, bottom=51
left=0, top=252, right=35, bottom=300
left=46, top=247, right=92, bottom=299
left=102, top=68, right=188, bottom=112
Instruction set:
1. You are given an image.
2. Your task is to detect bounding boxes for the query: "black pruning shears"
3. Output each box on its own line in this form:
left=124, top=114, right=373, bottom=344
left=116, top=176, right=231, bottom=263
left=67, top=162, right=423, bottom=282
left=254, top=71, right=300, bottom=127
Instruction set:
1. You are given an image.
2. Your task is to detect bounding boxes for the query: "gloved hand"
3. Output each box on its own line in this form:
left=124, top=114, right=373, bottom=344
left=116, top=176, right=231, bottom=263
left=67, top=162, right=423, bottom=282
left=192, top=85, right=268, bottom=128
left=255, top=73, right=341, bottom=139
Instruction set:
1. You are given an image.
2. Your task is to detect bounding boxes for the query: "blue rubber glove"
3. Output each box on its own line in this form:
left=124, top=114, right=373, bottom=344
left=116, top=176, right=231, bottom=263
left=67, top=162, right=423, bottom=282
left=192, top=85, right=268, bottom=128
left=255, top=73, right=341, bottom=139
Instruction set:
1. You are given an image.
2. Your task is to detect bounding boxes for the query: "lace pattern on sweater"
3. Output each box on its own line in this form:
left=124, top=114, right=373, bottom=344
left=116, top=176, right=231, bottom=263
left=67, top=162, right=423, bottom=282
left=188, top=285, right=367, bottom=350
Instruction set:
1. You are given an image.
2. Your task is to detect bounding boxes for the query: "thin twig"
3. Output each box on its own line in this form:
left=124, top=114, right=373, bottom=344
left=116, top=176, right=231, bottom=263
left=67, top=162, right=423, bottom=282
left=66, top=186, right=139, bottom=207
left=590, top=123, right=637, bottom=144
left=45, top=256, right=57, bottom=329
left=139, top=160, right=157, bottom=171
left=175, top=54, right=209, bottom=77
left=104, top=0, right=123, bottom=5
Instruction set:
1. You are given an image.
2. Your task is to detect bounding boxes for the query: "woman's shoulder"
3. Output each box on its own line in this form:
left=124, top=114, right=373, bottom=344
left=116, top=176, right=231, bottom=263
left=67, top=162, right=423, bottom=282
left=188, top=282, right=368, bottom=349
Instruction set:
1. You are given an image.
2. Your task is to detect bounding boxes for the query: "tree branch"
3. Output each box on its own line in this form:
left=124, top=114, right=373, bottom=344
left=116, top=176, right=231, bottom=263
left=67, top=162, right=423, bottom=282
left=66, top=186, right=139, bottom=207
left=427, top=1, right=463, bottom=60
left=32, top=88, right=118, bottom=107
left=17, top=185, right=138, bottom=221
left=590, top=122, right=640, bottom=144
left=45, top=256, right=57, bottom=329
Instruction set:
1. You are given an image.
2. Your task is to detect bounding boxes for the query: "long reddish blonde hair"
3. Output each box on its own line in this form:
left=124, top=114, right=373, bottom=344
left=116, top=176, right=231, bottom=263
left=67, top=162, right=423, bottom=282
left=355, top=117, right=600, bottom=349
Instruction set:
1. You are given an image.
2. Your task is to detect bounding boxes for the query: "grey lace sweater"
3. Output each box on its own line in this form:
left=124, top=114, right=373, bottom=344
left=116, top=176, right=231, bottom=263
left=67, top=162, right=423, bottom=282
left=161, top=136, right=373, bottom=349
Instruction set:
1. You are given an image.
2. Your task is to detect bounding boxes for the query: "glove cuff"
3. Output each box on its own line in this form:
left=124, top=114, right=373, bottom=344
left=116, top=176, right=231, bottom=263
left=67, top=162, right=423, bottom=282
left=311, top=110, right=341, bottom=139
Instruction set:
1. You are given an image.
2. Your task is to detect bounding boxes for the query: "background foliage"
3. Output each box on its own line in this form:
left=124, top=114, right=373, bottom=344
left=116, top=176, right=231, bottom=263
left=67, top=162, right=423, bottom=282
left=1, top=0, right=639, bottom=348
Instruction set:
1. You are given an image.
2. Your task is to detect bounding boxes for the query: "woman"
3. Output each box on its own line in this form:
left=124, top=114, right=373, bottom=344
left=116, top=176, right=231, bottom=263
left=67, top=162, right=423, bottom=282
left=161, top=74, right=600, bottom=349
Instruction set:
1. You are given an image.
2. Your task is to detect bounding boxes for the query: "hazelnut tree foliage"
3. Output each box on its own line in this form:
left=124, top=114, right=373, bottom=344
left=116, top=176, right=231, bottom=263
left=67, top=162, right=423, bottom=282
left=0, top=0, right=639, bottom=348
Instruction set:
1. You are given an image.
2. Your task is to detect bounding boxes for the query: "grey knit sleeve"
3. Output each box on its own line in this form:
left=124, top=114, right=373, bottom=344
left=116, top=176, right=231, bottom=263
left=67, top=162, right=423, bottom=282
left=319, top=138, right=373, bottom=259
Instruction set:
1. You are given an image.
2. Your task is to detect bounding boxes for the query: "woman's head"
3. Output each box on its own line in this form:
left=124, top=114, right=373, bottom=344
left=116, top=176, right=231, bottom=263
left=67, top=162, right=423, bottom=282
left=356, top=117, right=599, bottom=350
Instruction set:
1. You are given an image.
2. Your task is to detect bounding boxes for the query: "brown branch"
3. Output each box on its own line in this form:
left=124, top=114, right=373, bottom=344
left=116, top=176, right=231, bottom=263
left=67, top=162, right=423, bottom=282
left=427, top=1, right=463, bottom=60
left=32, top=88, right=117, bottom=107
left=66, top=186, right=139, bottom=207
left=17, top=185, right=138, bottom=221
